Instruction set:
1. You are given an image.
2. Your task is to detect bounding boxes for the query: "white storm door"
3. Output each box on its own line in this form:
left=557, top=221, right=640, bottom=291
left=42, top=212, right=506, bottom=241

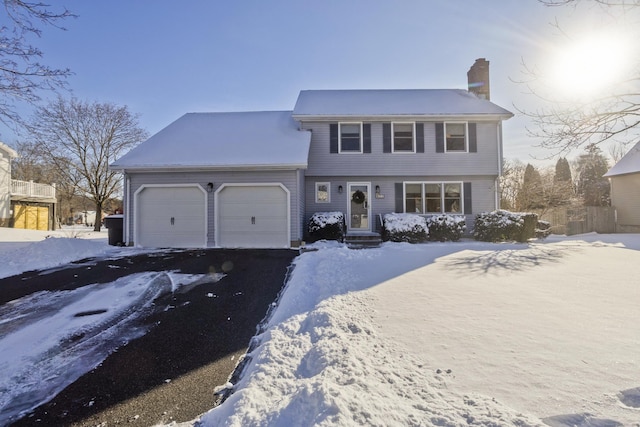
left=347, top=183, right=371, bottom=232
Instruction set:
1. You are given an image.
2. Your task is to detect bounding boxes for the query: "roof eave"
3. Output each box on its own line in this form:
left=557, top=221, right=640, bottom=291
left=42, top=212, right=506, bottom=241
left=292, top=113, right=514, bottom=122
left=110, top=163, right=309, bottom=173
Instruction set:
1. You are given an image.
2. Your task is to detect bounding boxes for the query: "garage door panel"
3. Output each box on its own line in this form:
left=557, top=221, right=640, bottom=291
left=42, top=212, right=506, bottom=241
left=137, top=186, right=206, bottom=248
left=217, top=185, right=289, bottom=248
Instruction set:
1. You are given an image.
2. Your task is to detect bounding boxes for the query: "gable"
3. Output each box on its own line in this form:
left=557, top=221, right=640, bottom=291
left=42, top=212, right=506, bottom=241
left=605, top=140, right=640, bottom=177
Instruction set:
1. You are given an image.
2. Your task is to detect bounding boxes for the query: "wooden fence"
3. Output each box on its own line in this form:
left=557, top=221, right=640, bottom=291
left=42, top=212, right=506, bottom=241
left=536, top=206, right=616, bottom=235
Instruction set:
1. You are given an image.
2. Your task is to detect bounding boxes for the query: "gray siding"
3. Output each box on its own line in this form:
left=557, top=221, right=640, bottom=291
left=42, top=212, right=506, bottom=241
left=125, top=169, right=303, bottom=246
left=302, top=121, right=501, bottom=177
left=304, top=175, right=498, bottom=235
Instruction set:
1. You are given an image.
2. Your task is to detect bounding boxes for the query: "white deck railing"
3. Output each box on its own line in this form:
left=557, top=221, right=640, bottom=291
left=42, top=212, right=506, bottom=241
left=10, top=179, right=56, bottom=199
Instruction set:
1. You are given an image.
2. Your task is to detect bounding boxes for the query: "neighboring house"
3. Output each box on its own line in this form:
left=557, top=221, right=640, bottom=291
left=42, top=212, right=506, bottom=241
left=604, top=141, right=640, bottom=233
left=0, top=142, right=57, bottom=230
left=111, top=58, right=513, bottom=248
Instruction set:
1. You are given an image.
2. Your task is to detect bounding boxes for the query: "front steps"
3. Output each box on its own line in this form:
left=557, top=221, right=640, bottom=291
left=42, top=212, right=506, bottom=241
left=344, top=232, right=382, bottom=247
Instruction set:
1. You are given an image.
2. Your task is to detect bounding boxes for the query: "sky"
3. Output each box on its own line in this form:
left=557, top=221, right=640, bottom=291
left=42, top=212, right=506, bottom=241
left=1, top=0, right=638, bottom=167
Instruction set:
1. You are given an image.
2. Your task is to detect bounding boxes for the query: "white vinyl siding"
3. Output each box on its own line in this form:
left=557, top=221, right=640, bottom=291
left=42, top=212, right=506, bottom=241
left=610, top=173, right=640, bottom=226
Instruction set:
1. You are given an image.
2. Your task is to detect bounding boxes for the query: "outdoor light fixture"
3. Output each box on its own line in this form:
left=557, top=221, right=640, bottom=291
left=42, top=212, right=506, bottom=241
left=375, top=185, right=380, bottom=194
left=338, top=185, right=343, bottom=193
left=207, top=182, right=214, bottom=193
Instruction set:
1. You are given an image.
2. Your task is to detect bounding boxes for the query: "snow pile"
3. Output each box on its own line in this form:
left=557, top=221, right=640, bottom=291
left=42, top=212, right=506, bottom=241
left=200, top=245, right=542, bottom=426
left=0, top=237, right=117, bottom=279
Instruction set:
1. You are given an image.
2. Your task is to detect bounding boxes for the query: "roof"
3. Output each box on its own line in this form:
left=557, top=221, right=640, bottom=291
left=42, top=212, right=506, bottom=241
left=292, top=89, right=513, bottom=119
left=110, top=111, right=311, bottom=170
left=0, top=142, right=18, bottom=159
left=604, top=141, right=640, bottom=177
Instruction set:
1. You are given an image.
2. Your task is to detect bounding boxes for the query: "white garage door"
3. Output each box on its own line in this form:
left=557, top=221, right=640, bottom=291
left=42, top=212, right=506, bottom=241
left=217, top=185, right=289, bottom=248
left=136, top=185, right=206, bottom=248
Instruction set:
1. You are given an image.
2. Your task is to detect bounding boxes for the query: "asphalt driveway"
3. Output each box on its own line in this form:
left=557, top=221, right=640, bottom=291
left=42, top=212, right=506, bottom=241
left=0, top=248, right=297, bottom=426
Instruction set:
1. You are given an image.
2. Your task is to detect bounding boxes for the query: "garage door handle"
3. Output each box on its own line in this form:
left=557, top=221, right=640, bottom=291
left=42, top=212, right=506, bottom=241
left=251, top=216, right=256, bottom=225
left=170, top=217, right=175, bottom=226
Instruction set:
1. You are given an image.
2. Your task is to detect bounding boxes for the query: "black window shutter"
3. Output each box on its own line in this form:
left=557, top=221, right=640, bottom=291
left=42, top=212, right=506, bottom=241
left=468, top=123, right=477, bottom=153
left=363, top=123, right=371, bottom=153
left=330, top=123, right=338, bottom=153
left=463, top=182, right=472, bottom=214
left=435, top=122, right=444, bottom=153
left=416, top=123, right=424, bottom=153
left=395, top=182, right=404, bottom=213
left=383, top=123, right=391, bottom=153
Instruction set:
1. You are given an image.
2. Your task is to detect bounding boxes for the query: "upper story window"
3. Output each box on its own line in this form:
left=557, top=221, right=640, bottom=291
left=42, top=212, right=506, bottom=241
left=392, top=122, right=415, bottom=152
left=339, top=122, right=362, bottom=153
left=445, top=122, right=468, bottom=152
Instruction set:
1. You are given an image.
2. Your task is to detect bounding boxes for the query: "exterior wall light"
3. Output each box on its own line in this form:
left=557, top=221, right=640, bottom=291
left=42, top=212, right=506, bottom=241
left=207, top=182, right=214, bottom=193
left=338, top=185, right=343, bottom=193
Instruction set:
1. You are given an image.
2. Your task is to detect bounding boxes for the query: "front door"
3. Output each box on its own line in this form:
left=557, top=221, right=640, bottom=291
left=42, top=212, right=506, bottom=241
left=348, top=183, right=370, bottom=232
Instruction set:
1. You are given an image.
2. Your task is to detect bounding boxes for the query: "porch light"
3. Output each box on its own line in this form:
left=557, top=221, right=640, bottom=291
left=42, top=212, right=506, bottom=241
left=207, top=182, right=214, bottom=193
left=375, top=185, right=380, bottom=194
left=338, top=185, right=343, bottom=193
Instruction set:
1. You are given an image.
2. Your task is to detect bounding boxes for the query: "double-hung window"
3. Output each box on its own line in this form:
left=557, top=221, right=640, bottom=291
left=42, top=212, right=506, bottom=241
left=315, top=182, right=330, bottom=203
left=404, top=182, right=462, bottom=214
left=392, top=122, right=415, bottom=152
left=445, top=122, right=468, bottom=152
left=339, top=122, right=362, bottom=153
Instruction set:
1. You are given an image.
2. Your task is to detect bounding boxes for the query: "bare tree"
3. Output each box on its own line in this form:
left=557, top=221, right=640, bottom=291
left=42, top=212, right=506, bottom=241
left=517, top=0, right=640, bottom=155
left=0, top=1, right=75, bottom=128
left=25, top=98, right=148, bottom=230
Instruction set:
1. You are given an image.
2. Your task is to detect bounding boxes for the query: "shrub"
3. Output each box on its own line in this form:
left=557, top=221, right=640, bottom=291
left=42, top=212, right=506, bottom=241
left=473, top=210, right=538, bottom=243
left=382, top=213, right=428, bottom=243
left=425, top=214, right=467, bottom=242
left=535, top=220, right=552, bottom=239
left=308, top=212, right=345, bottom=242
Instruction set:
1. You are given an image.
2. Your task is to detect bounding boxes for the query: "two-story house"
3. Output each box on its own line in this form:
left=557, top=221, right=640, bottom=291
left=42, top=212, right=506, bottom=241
left=0, top=142, right=57, bottom=230
left=110, top=59, right=513, bottom=248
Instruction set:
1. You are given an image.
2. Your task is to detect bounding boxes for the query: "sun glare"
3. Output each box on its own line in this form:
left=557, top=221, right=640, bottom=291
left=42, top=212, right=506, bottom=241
left=549, top=31, right=632, bottom=99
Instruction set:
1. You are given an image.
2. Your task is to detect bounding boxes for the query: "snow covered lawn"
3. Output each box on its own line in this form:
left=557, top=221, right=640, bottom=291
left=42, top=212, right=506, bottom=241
left=201, top=235, right=640, bottom=426
left=0, top=228, right=638, bottom=426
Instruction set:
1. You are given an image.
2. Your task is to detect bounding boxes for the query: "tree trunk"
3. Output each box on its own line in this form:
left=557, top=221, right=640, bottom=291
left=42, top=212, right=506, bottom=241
left=94, top=203, right=102, bottom=232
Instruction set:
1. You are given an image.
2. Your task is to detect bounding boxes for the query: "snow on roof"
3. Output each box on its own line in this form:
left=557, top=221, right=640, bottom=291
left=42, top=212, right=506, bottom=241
left=292, top=89, right=513, bottom=118
left=110, top=111, right=311, bottom=170
left=0, top=141, right=18, bottom=159
left=604, top=140, right=640, bottom=177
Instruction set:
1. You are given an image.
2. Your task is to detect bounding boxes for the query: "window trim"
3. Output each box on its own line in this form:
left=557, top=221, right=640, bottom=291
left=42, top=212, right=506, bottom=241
left=338, top=122, right=363, bottom=154
left=403, top=181, right=464, bottom=214
left=391, top=122, right=416, bottom=153
left=444, top=122, right=469, bottom=153
left=315, top=182, right=331, bottom=203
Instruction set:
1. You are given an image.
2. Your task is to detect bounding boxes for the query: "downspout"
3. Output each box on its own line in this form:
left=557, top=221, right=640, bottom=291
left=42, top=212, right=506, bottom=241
left=496, top=122, right=503, bottom=209
left=125, top=175, right=130, bottom=245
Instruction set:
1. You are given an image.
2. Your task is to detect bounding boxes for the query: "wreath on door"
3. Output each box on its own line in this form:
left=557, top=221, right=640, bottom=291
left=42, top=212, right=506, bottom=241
left=351, top=189, right=366, bottom=204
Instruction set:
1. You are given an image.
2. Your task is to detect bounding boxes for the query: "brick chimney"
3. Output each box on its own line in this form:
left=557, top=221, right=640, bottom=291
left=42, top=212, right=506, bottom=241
left=467, top=58, right=490, bottom=100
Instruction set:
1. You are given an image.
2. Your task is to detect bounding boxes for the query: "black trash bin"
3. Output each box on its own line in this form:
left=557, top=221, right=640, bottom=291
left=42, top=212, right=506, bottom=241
left=104, top=214, right=124, bottom=246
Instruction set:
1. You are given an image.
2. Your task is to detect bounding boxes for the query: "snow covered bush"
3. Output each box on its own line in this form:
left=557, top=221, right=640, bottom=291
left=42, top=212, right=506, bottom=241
left=473, top=210, right=538, bottom=243
left=425, top=214, right=466, bottom=242
left=308, top=212, right=345, bottom=242
left=536, top=220, right=552, bottom=239
left=382, top=213, right=428, bottom=243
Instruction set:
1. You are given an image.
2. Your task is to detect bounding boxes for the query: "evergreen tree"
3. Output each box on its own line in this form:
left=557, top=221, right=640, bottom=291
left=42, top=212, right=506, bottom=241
left=575, top=144, right=610, bottom=206
left=516, top=163, right=545, bottom=211
left=551, top=157, right=574, bottom=206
